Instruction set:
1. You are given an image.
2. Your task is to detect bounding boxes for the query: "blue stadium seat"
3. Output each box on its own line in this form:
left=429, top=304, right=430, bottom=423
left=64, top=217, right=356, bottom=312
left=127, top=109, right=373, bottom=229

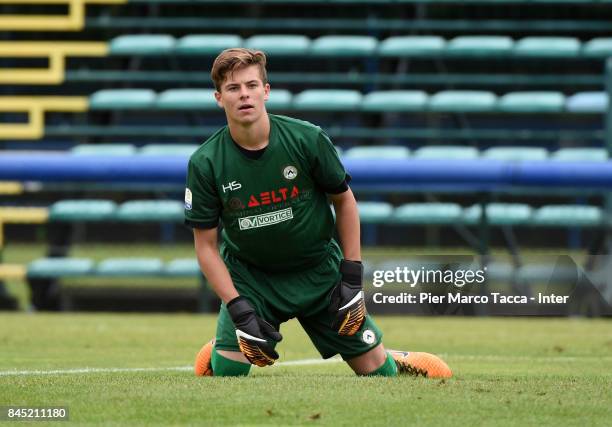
left=462, top=203, right=533, bottom=226
left=71, top=144, right=137, bottom=156
left=378, top=36, right=445, bottom=57
left=165, top=259, right=201, bottom=277
left=514, top=37, right=580, bottom=58
left=361, top=91, right=428, bottom=112
left=391, top=203, right=463, bottom=225
left=293, top=90, right=362, bottom=111
left=565, top=92, right=608, bottom=113
left=156, top=89, right=218, bottom=110
left=498, top=92, right=565, bottom=113
left=357, top=201, right=394, bottom=224
left=96, top=258, right=164, bottom=276
left=428, top=91, right=497, bottom=112
left=446, top=36, right=513, bottom=57
left=413, top=146, right=479, bottom=160
left=582, top=38, right=612, bottom=58
left=49, top=200, right=117, bottom=222
left=139, top=144, right=199, bottom=157
left=245, top=35, right=310, bottom=55
left=344, top=146, right=410, bottom=159
left=266, top=89, right=293, bottom=110
left=176, top=34, right=243, bottom=55
left=28, top=258, right=94, bottom=278
left=311, top=36, right=377, bottom=56
left=532, top=205, right=602, bottom=227
left=551, top=148, right=608, bottom=162
left=110, top=34, right=176, bottom=55
left=116, top=200, right=184, bottom=222
left=482, top=147, right=549, bottom=161
left=90, top=89, right=157, bottom=110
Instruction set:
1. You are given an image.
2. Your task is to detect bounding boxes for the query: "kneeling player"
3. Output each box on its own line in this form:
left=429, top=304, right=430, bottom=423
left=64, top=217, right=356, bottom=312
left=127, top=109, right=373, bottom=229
left=186, top=47, right=451, bottom=378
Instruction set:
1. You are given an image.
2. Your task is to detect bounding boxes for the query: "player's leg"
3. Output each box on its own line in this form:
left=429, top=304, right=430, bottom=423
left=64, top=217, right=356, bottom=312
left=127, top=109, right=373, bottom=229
left=345, top=343, right=396, bottom=376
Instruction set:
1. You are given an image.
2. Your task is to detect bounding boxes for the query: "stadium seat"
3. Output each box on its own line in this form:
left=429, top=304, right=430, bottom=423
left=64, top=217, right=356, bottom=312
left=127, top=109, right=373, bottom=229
left=413, top=146, right=479, bottom=160
left=96, top=258, right=164, bottom=276
left=245, top=35, right=310, bottom=55
left=462, top=203, right=533, bottom=226
left=497, top=92, right=565, bottom=113
left=156, top=89, right=218, bottom=110
left=27, top=258, right=94, bottom=278
left=378, top=36, right=445, bottom=57
left=90, top=89, right=157, bottom=110
left=514, top=37, right=580, bottom=57
left=357, top=201, right=394, bottom=224
left=139, top=144, right=199, bottom=156
left=482, top=147, right=549, bottom=161
left=49, top=200, right=117, bottom=222
left=165, top=259, right=201, bottom=277
left=266, top=89, right=293, bottom=110
left=310, top=36, right=377, bottom=56
left=344, top=146, right=410, bottom=159
left=116, top=200, right=184, bottom=222
left=71, top=144, right=137, bottom=156
left=582, top=38, right=612, bottom=58
left=532, top=205, right=602, bottom=227
left=565, top=92, right=608, bottom=113
left=361, top=91, right=428, bottom=112
left=428, top=91, right=497, bottom=112
left=551, top=148, right=608, bottom=162
left=293, top=90, right=362, bottom=111
left=176, top=34, right=243, bottom=55
left=109, top=34, right=176, bottom=55
left=391, top=203, right=463, bottom=224
left=446, top=36, right=514, bottom=56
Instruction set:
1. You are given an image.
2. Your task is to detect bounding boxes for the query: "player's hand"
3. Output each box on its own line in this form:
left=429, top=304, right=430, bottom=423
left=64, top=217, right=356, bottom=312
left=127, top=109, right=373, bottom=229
left=226, top=296, right=282, bottom=367
left=329, top=259, right=366, bottom=336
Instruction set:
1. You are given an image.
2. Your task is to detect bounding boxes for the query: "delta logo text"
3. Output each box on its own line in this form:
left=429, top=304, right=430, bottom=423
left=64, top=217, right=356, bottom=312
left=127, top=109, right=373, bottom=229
left=239, top=207, right=294, bottom=230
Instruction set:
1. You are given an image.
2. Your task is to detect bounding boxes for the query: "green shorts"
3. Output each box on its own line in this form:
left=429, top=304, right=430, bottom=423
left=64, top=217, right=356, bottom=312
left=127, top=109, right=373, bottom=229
left=214, top=241, right=383, bottom=360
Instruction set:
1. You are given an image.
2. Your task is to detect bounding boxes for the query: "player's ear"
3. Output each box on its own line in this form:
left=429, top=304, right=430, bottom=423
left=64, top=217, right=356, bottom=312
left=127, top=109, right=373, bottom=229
left=214, top=91, right=223, bottom=109
left=263, top=83, right=270, bottom=101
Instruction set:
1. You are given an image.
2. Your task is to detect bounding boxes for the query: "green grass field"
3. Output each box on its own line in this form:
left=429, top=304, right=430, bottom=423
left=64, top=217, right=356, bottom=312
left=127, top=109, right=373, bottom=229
left=1, top=314, right=610, bottom=426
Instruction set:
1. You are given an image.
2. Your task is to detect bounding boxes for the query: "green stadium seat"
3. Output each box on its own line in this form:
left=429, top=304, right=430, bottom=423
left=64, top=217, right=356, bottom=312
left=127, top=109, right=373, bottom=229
left=176, top=34, right=243, bottom=55
left=446, top=36, right=513, bottom=56
left=71, top=144, right=137, bottom=156
left=245, top=35, right=310, bottom=55
left=49, top=200, right=117, bottom=222
left=357, top=201, right=394, bottom=224
left=90, top=89, right=156, bottom=110
left=27, top=258, right=94, bottom=278
left=344, top=146, right=410, bottom=159
left=165, top=259, right=201, bottom=277
left=551, top=148, right=607, bottom=162
left=156, top=89, right=217, bottom=110
left=266, top=89, right=293, bottom=110
left=565, top=92, right=608, bottom=113
left=462, top=203, right=533, bottom=226
left=514, top=37, right=580, bottom=57
left=109, top=34, right=176, bottom=55
left=498, top=92, right=565, bottom=113
left=139, top=144, right=199, bottom=157
left=482, top=147, right=548, bottom=161
left=361, top=91, right=428, bottom=112
left=428, top=91, right=497, bottom=112
left=378, top=36, right=445, bottom=57
left=293, top=90, right=362, bottom=111
left=311, top=36, right=377, bottom=56
left=582, top=38, right=612, bottom=58
left=391, top=203, right=463, bottom=225
left=96, top=258, right=164, bottom=276
left=413, top=146, right=479, bottom=160
left=116, top=200, right=184, bottom=222
left=532, top=205, right=602, bottom=227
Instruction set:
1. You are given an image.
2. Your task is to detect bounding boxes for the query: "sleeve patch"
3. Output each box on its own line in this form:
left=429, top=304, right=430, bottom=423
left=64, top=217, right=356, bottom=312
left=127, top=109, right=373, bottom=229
left=184, top=188, right=193, bottom=210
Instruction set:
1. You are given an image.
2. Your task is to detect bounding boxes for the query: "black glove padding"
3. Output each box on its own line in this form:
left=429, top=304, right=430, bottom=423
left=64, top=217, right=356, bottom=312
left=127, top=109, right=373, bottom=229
left=226, top=296, right=282, bottom=367
left=329, top=260, right=366, bottom=336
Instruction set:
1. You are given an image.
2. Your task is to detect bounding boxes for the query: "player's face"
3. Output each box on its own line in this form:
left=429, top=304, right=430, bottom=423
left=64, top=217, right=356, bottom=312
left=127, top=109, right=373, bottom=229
left=215, top=65, right=270, bottom=126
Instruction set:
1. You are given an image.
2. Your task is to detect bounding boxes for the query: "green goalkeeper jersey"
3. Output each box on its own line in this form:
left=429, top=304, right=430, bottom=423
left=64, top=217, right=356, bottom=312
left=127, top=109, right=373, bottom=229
left=185, top=114, right=347, bottom=272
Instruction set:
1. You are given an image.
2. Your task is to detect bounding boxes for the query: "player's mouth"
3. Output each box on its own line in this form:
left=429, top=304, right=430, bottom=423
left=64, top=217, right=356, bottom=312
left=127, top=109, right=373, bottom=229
left=238, top=104, right=254, bottom=112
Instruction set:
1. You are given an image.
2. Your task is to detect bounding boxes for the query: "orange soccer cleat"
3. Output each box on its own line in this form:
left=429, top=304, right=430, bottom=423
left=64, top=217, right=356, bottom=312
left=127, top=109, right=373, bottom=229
left=194, top=339, right=215, bottom=377
left=389, top=350, right=452, bottom=379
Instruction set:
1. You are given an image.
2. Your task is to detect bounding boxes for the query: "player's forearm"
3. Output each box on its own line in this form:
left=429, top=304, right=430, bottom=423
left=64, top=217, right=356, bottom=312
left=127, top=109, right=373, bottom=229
left=332, top=190, right=362, bottom=262
left=196, top=246, right=240, bottom=304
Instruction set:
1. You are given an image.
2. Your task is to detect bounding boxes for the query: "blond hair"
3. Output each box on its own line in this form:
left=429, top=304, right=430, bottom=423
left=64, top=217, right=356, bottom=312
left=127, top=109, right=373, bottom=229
left=211, top=48, right=268, bottom=91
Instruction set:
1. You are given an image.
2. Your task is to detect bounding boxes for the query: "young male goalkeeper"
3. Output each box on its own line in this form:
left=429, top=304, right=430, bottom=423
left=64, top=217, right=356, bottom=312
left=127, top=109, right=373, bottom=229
left=185, top=48, right=451, bottom=378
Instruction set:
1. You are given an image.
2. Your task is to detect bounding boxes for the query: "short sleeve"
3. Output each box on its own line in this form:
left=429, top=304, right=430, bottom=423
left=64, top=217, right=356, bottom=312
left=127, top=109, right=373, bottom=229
left=311, top=131, right=349, bottom=193
left=184, top=157, right=221, bottom=229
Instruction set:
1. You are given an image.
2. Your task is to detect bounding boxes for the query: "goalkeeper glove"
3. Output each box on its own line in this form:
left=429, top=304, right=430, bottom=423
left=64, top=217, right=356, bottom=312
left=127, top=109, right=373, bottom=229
left=226, top=296, right=282, bottom=367
left=329, top=259, right=366, bottom=336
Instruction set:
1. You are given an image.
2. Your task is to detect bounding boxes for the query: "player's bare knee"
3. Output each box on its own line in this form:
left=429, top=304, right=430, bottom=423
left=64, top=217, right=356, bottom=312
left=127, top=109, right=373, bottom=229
left=346, top=344, right=387, bottom=375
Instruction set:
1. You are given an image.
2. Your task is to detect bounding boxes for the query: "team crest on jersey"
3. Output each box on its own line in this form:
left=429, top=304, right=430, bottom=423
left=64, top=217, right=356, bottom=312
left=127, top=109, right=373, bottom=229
left=283, top=165, right=298, bottom=180
left=362, top=329, right=376, bottom=345
left=184, top=188, right=193, bottom=210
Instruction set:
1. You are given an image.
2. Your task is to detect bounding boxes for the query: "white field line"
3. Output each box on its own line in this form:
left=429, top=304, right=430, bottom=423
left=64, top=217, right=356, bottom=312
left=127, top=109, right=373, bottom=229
left=1, top=354, right=611, bottom=377
left=0, top=357, right=343, bottom=377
